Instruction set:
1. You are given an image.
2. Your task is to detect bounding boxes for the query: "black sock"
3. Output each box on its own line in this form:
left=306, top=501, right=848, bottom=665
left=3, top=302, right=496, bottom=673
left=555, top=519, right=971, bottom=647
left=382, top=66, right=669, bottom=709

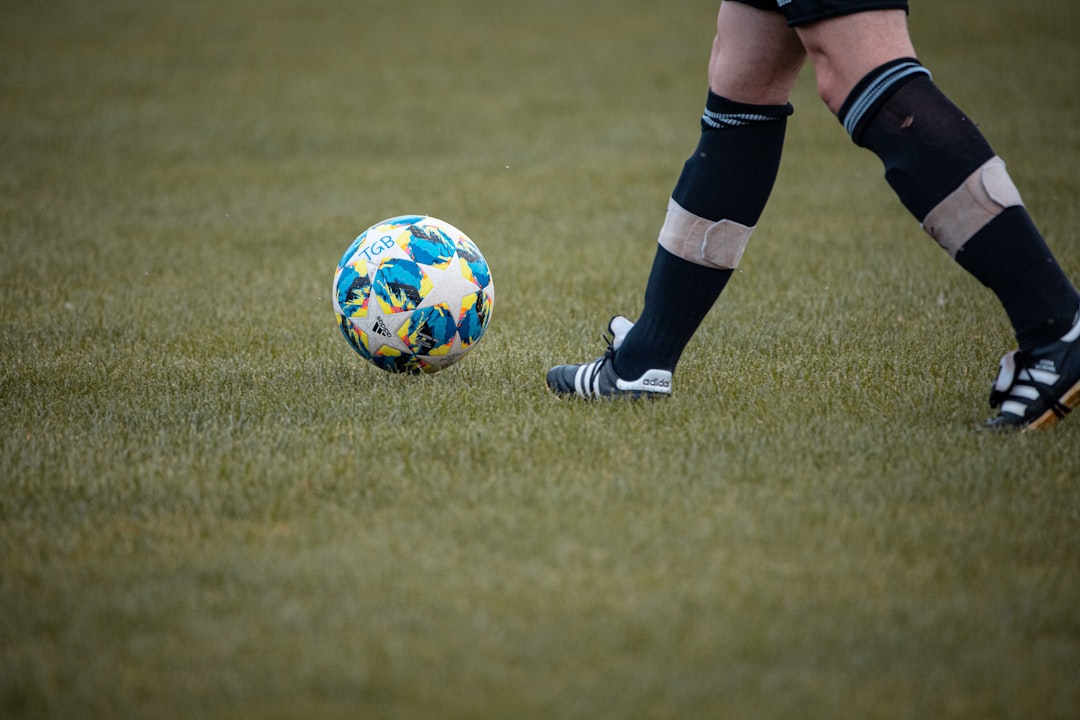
left=614, top=248, right=733, bottom=376
left=842, top=60, right=1080, bottom=350
left=955, top=207, right=1080, bottom=349
left=614, top=93, right=790, bottom=378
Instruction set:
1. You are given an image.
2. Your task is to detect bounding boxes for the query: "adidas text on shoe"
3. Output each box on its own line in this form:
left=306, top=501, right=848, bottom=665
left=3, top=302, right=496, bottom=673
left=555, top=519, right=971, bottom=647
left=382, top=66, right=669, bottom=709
left=985, top=311, right=1080, bottom=431
left=546, top=316, right=672, bottom=400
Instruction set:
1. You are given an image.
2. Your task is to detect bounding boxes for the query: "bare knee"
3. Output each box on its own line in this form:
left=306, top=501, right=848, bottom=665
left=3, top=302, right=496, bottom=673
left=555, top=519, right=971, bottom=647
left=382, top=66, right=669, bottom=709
left=796, top=10, right=917, bottom=114
left=708, top=1, right=805, bottom=105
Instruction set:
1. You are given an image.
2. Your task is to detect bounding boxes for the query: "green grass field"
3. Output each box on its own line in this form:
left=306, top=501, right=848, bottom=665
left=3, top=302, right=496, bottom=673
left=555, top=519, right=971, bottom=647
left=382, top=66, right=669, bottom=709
left=3, top=1, right=1079, bottom=717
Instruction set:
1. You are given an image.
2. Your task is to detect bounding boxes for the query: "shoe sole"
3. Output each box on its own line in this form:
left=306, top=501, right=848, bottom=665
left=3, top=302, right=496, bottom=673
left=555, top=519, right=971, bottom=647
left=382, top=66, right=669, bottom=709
left=544, top=366, right=671, bottom=401
left=544, top=377, right=668, bottom=401
left=545, top=384, right=667, bottom=401
left=1023, top=377, right=1080, bottom=432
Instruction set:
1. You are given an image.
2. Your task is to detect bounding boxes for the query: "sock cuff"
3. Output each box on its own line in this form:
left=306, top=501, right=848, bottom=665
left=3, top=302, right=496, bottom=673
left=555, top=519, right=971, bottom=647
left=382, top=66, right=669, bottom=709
left=702, top=91, right=794, bottom=130
left=838, top=58, right=930, bottom=139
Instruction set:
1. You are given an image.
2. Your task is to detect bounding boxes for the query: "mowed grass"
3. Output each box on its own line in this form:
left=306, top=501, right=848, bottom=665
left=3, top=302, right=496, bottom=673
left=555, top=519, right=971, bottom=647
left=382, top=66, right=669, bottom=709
left=2, top=0, right=1079, bottom=718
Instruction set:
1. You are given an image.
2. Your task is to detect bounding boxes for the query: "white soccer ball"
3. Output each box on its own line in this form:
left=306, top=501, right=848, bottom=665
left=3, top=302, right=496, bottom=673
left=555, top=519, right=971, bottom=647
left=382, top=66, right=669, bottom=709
left=332, top=215, right=494, bottom=373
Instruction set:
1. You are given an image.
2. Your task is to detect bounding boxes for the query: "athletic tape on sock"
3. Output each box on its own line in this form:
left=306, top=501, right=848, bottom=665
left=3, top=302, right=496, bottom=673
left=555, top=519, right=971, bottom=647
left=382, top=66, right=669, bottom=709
left=657, top=198, right=754, bottom=269
left=921, top=157, right=1023, bottom=257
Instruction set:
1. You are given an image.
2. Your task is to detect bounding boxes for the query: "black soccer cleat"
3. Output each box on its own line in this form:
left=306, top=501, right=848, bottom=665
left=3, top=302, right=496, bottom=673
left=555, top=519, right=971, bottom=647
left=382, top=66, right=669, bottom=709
left=546, top=316, right=672, bottom=399
left=985, top=311, right=1080, bottom=431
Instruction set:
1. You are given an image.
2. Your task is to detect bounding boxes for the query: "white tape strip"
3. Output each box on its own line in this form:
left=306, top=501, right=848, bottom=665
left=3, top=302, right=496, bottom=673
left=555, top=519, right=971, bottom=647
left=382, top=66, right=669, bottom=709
left=921, top=156, right=1023, bottom=257
left=657, top=198, right=754, bottom=269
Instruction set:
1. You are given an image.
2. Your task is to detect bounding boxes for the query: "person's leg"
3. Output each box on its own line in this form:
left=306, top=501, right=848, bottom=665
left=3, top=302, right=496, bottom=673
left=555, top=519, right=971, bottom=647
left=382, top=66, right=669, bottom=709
left=548, top=1, right=804, bottom=397
left=795, top=9, right=1080, bottom=428
left=610, top=1, right=806, bottom=380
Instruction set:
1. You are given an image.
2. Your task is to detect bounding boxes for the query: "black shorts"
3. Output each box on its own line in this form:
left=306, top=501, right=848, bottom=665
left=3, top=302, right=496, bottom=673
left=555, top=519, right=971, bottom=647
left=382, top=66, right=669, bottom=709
left=729, top=0, right=909, bottom=27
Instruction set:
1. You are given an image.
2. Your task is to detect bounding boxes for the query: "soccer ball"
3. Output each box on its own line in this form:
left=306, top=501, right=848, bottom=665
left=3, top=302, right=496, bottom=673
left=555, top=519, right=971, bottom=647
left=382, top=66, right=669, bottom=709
left=333, top=215, right=494, bottom=373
